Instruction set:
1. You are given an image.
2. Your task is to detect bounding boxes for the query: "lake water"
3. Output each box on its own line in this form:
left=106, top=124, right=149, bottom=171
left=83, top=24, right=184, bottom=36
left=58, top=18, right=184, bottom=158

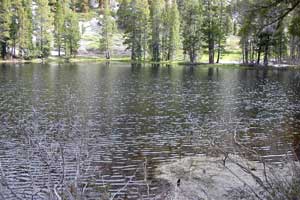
left=0, top=62, right=300, bottom=199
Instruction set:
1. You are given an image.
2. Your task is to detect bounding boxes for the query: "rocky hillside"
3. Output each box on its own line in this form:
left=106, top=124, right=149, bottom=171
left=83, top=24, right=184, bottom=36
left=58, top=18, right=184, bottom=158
left=77, top=1, right=129, bottom=57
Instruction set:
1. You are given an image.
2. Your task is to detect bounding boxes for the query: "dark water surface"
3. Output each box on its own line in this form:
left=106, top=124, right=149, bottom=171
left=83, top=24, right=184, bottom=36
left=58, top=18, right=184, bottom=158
left=0, top=63, right=300, bottom=199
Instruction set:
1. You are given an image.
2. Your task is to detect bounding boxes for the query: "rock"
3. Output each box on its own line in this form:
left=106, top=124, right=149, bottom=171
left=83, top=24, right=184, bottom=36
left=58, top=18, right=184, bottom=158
left=156, top=155, right=298, bottom=200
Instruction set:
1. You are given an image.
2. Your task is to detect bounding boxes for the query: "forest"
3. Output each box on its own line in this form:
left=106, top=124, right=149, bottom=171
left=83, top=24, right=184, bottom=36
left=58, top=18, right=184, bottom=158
left=0, top=0, right=300, bottom=66
left=1, top=1, right=300, bottom=200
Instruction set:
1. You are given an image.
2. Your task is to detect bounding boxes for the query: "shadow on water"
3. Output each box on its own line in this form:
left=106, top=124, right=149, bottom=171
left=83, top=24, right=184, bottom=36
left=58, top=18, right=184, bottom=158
left=293, top=134, right=300, bottom=160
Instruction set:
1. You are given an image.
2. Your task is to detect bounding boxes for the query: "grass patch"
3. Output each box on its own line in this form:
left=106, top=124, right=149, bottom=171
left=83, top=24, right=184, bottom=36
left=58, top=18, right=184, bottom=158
left=199, top=51, right=242, bottom=63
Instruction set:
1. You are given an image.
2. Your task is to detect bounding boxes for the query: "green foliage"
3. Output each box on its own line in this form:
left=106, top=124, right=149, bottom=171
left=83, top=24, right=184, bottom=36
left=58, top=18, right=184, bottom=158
left=202, top=0, right=228, bottom=64
left=100, top=0, right=115, bottom=59
left=116, top=0, right=131, bottom=30
left=54, top=0, right=65, bottom=56
left=150, top=0, right=164, bottom=62
left=53, top=0, right=81, bottom=57
left=161, top=0, right=181, bottom=61
left=34, top=0, right=53, bottom=58
left=64, top=10, right=80, bottom=57
left=118, top=0, right=150, bottom=61
left=0, top=0, right=11, bottom=58
left=19, top=0, right=34, bottom=59
left=289, top=13, right=300, bottom=37
left=0, top=0, right=298, bottom=64
left=7, top=0, right=34, bottom=59
left=181, top=0, right=203, bottom=63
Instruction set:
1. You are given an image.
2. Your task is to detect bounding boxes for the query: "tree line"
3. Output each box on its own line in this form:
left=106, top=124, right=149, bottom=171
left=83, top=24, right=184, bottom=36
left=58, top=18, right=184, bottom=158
left=115, top=0, right=232, bottom=63
left=237, top=0, right=300, bottom=66
left=0, top=0, right=82, bottom=60
left=0, top=0, right=300, bottom=66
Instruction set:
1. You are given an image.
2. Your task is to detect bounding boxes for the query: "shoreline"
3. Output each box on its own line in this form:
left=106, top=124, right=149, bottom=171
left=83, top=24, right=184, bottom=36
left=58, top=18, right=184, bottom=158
left=0, top=57, right=299, bottom=69
left=156, top=155, right=297, bottom=200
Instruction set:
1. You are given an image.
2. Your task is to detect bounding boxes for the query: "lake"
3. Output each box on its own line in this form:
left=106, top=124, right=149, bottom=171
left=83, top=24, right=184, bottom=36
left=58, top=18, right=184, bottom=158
left=0, top=62, right=300, bottom=199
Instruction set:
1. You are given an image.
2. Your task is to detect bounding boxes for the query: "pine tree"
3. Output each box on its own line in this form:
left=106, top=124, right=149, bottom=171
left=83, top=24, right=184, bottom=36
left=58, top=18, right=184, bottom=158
left=289, top=11, right=300, bottom=63
left=118, top=0, right=150, bottom=61
left=54, top=0, right=66, bottom=57
left=8, top=0, right=34, bottom=59
left=137, top=0, right=150, bottom=61
left=100, top=0, right=114, bottom=59
left=0, top=0, right=11, bottom=59
left=202, top=0, right=219, bottom=64
left=35, top=0, right=53, bottom=58
left=215, top=0, right=228, bottom=63
left=161, top=1, right=171, bottom=61
left=181, top=0, right=203, bottom=63
left=10, top=0, right=20, bottom=57
left=18, top=0, right=34, bottom=58
left=162, top=0, right=180, bottom=61
left=150, top=0, right=164, bottom=62
left=64, top=10, right=80, bottom=57
left=117, top=0, right=131, bottom=30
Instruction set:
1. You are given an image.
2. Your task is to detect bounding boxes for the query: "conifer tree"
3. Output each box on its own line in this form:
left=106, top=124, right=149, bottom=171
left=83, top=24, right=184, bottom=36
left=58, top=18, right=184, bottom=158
left=0, top=0, right=11, bottom=59
left=150, top=0, right=164, bottom=62
left=138, top=0, right=150, bottom=61
left=18, top=0, right=34, bottom=58
left=163, top=0, right=180, bottom=61
left=215, top=0, right=228, bottom=63
left=100, top=0, right=114, bottom=59
left=181, top=0, right=203, bottom=63
left=64, top=10, right=80, bottom=57
left=35, top=0, right=53, bottom=58
left=116, top=0, right=131, bottom=30
left=9, top=0, right=33, bottom=58
left=10, top=0, right=20, bottom=57
left=118, top=0, right=150, bottom=61
left=202, top=0, right=219, bottom=64
left=289, top=11, right=300, bottom=63
left=161, top=1, right=171, bottom=61
left=54, top=0, right=66, bottom=57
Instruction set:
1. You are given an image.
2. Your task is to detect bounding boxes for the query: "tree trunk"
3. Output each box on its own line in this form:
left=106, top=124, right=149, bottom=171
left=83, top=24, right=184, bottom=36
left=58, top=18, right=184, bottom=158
left=208, top=37, right=214, bottom=64
left=249, top=41, right=252, bottom=63
left=152, top=43, right=160, bottom=62
left=251, top=41, right=255, bottom=64
left=216, top=39, right=221, bottom=64
left=279, top=34, right=282, bottom=64
left=143, top=29, right=147, bottom=61
left=1, top=42, right=7, bottom=60
left=189, top=51, right=196, bottom=64
left=13, top=39, right=16, bottom=58
left=58, top=44, right=61, bottom=57
left=106, top=50, right=110, bottom=59
left=189, top=45, right=196, bottom=63
left=244, top=39, right=249, bottom=64
left=297, top=46, right=300, bottom=62
left=263, top=36, right=270, bottom=66
left=131, top=38, right=136, bottom=61
left=99, top=0, right=104, bottom=9
left=290, top=36, right=296, bottom=64
left=257, top=45, right=261, bottom=65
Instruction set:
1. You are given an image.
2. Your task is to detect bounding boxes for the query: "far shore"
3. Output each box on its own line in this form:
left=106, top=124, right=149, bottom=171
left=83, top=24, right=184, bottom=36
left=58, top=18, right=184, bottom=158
left=0, top=56, right=299, bottom=68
